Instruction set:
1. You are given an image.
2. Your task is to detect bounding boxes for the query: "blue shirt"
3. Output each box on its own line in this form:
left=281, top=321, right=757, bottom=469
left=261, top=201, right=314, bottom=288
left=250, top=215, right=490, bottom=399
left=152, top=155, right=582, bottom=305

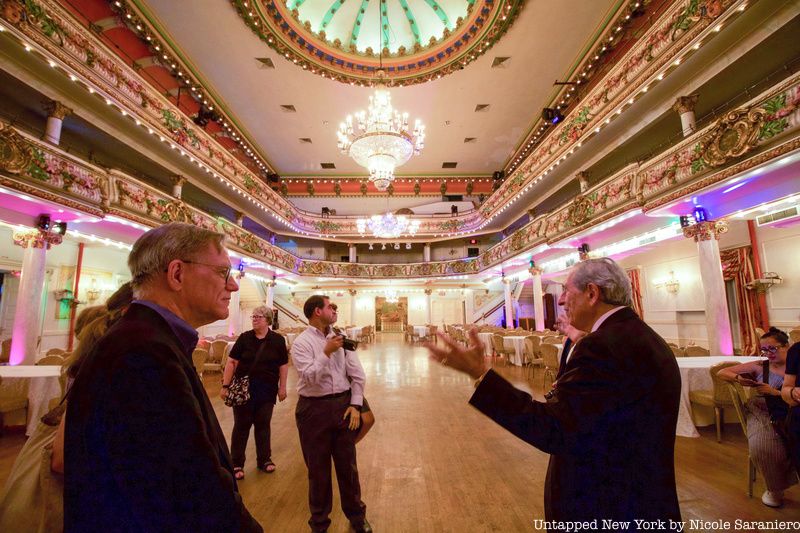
left=132, top=300, right=199, bottom=357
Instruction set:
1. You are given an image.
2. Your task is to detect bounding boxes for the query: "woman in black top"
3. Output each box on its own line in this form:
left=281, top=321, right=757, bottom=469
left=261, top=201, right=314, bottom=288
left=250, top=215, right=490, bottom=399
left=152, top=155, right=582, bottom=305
left=781, top=340, right=800, bottom=479
left=221, top=305, right=288, bottom=479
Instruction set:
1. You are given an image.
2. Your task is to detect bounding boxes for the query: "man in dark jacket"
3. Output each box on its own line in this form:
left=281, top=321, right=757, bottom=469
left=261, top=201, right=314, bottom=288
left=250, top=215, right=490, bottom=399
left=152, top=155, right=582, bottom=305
left=64, top=223, right=262, bottom=532
left=428, top=258, right=681, bottom=528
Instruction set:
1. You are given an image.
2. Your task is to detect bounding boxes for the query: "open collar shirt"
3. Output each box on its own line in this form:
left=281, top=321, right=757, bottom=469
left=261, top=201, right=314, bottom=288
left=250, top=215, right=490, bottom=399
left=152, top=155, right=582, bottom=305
left=131, top=300, right=198, bottom=357
left=565, top=306, right=625, bottom=364
left=291, top=325, right=365, bottom=406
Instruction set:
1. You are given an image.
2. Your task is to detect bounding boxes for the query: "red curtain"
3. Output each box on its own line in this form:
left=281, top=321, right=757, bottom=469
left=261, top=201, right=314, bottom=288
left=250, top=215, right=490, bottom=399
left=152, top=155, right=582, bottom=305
left=720, top=246, right=762, bottom=355
left=627, top=268, right=644, bottom=319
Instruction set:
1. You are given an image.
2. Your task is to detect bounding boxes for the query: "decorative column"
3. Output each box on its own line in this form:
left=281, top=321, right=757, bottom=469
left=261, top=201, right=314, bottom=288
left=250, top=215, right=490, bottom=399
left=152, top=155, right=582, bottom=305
left=424, top=288, right=433, bottom=324
left=576, top=171, right=589, bottom=193
left=170, top=175, right=186, bottom=199
left=9, top=229, right=62, bottom=365
left=266, top=280, right=275, bottom=308
left=502, top=277, right=514, bottom=329
left=683, top=220, right=734, bottom=355
left=234, top=210, right=244, bottom=227
left=673, top=95, right=699, bottom=137
left=227, top=283, right=241, bottom=336
left=349, top=243, right=357, bottom=263
left=423, top=243, right=431, bottom=262
left=529, top=266, right=545, bottom=331
left=42, top=100, right=72, bottom=145
left=349, top=289, right=357, bottom=326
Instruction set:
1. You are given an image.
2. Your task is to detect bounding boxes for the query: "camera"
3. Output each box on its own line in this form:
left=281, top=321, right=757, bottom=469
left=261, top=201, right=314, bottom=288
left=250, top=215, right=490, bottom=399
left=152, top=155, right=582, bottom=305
left=341, top=336, right=359, bottom=352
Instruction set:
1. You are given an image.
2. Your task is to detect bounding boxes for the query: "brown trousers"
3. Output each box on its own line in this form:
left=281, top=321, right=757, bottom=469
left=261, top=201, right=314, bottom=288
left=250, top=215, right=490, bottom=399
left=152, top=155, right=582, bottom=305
left=295, top=392, right=366, bottom=531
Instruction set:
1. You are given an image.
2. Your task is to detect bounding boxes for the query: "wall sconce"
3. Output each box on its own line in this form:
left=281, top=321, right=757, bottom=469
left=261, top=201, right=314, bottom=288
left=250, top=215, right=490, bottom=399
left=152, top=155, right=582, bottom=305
left=654, top=271, right=680, bottom=294
left=53, top=289, right=74, bottom=302
left=746, top=272, right=783, bottom=293
left=86, top=279, right=101, bottom=303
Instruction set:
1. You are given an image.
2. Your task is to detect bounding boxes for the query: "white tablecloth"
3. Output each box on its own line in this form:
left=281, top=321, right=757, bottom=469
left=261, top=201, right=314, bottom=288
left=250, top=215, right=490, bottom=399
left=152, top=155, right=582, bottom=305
left=502, top=336, right=528, bottom=366
left=0, top=365, right=62, bottom=436
left=676, top=356, right=763, bottom=438
left=413, top=326, right=429, bottom=338
left=477, top=332, right=494, bottom=356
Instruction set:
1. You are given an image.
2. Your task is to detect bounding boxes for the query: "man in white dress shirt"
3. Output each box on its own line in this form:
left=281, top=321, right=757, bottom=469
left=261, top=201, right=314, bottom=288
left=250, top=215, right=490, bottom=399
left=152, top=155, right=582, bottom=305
left=291, top=295, right=370, bottom=533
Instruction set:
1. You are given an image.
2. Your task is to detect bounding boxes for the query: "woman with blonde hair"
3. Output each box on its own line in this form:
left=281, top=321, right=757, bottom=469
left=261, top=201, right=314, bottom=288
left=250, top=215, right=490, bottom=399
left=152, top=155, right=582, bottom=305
left=0, top=282, right=133, bottom=532
left=221, top=305, right=288, bottom=478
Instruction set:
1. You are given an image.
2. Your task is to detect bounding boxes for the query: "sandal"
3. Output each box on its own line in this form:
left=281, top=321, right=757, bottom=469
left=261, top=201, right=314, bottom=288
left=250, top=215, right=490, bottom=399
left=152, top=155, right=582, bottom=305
left=233, top=467, right=245, bottom=480
left=259, top=461, right=276, bottom=474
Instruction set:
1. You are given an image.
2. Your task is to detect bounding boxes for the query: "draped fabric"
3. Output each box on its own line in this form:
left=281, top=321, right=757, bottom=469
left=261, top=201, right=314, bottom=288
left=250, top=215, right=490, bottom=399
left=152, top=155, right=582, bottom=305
left=626, top=268, right=644, bottom=319
left=720, top=246, right=762, bottom=355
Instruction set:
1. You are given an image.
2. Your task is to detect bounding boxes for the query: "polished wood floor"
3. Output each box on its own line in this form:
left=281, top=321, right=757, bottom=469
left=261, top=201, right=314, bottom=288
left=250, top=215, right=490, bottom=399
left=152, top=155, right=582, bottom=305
left=1, top=332, right=797, bottom=531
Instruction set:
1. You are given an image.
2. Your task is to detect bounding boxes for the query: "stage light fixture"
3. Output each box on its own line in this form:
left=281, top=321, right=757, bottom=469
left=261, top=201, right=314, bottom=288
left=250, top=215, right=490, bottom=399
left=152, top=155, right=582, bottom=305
left=542, top=108, right=564, bottom=125
left=693, top=206, right=708, bottom=222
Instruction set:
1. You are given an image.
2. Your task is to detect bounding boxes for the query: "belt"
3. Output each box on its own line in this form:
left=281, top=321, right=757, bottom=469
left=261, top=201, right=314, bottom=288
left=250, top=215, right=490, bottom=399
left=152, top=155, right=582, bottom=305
left=300, top=390, right=350, bottom=401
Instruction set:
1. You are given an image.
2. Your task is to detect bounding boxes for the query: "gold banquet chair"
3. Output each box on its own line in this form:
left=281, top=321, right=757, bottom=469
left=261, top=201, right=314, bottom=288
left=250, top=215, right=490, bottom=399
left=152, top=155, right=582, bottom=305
left=688, top=362, right=738, bottom=442
left=685, top=345, right=711, bottom=357
left=540, top=343, right=560, bottom=392
left=725, top=382, right=757, bottom=497
left=0, top=376, right=28, bottom=436
left=192, top=348, right=209, bottom=378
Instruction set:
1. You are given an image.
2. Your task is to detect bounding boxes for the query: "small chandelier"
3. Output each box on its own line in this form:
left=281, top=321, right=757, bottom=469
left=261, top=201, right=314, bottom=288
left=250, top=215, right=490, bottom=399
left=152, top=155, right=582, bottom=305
left=356, top=212, right=421, bottom=238
left=384, top=289, right=399, bottom=303
left=337, top=84, right=425, bottom=191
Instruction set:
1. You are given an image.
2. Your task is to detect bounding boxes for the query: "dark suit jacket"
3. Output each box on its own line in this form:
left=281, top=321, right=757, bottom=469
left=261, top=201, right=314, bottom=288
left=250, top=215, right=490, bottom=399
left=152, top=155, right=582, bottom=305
left=64, top=304, right=262, bottom=533
left=471, top=307, right=681, bottom=524
left=556, top=337, right=573, bottom=380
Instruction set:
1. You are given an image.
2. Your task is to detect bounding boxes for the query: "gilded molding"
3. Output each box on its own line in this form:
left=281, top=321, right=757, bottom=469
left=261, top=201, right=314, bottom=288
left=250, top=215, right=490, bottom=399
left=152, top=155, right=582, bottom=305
left=698, top=107, right=766, bottom=168
left=682, top=220, right=728, bottom=242
left=43, top=100, right=73, bottom=120
left=12, top=228, right=63, bottom=249
left=672, top=94, right=699, bottom=115
left=0, top=122, right=34, bottom=174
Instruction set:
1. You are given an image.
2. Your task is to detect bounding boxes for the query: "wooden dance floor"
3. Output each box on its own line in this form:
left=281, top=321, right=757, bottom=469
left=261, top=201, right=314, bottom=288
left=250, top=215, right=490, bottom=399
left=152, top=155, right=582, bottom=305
left=0, top=332, right=795, bottom=531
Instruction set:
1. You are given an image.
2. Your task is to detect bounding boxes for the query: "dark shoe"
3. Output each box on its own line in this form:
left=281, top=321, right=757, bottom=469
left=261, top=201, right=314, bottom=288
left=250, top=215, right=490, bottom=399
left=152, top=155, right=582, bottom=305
left=258, top=460, right=276, bottom=473
left=351, top=519, right=372, bottom=533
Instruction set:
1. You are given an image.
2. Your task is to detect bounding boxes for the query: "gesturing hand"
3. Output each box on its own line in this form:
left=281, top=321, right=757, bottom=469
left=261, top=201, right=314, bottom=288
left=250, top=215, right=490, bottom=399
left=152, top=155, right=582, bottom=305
left=344, top=406, right=361, bottom=430
left=426, top=328, right=489, bottom=380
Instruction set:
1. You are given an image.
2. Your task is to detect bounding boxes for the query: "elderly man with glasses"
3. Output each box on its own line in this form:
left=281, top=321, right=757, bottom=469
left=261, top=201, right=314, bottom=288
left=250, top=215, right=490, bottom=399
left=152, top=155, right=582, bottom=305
left=64, top=223, right=262, bottom=532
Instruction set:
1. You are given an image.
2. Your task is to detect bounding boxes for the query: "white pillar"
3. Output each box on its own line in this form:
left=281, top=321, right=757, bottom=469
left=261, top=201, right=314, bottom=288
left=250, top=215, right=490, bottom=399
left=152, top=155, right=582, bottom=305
left=9, top=229, right=62, bottom=365
left=349, top=243, right=357, bottom=263
left=530, top=267, right=545, bottom=331
left=673, top=95, right=699, bottom=137
left=234, top=211, right=244, bottom=227
left=423, top=243, right=431, bottom=262
left=424, top=288, right=433, bottom=324
left=266, top=281, right=275, bottom=308
left=349, top=289, right=357, bottom=326
left=503, top=278, right=514, bottom=329
left=227, top=286, right=241, bottom=336
left=42, top=100, right=72, bottom=145
left=576, top=171, right=589, bottom=193
left=171, top=175, right=186, bottom=199
left=684, top=221, right=734, bottom=355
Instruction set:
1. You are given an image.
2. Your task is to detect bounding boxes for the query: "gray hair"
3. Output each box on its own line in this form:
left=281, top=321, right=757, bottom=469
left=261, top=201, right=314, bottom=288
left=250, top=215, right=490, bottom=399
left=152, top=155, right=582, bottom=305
left=128, top=223, right=225, bottom=291
left=252, top=305, right=273, bottom=325
left=569, top=257, right=632, bottom=307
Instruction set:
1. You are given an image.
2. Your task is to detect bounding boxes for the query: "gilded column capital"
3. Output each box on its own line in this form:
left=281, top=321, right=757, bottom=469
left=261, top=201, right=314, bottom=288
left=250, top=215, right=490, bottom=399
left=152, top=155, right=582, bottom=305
left=348, top=289, right=357, bottom=296
left=43, top=100, right=73, bottom=120
left=424, top=288, right=433, bottom=295
left=528, top=266, right=544, bottom=276
left=170, top=175, right=187, bottom=187
left=13, top=229, right=63, bottom=249
left=682, top=220, right=728, bottom=242
left=672, top=94, right=699, bottom=115
left=576, top=171, right=590, bottom=193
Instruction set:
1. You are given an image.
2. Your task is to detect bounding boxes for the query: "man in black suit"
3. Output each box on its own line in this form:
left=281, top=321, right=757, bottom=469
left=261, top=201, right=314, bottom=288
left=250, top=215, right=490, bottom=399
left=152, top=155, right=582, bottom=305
left=428, top=258, right=681, bottom=527
left=64, top=223, right=262, bottom=532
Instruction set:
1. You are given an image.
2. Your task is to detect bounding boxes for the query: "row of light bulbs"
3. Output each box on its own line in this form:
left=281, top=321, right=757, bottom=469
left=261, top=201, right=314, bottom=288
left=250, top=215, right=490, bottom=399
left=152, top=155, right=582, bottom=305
left=484, top=3, right=744, bottom=229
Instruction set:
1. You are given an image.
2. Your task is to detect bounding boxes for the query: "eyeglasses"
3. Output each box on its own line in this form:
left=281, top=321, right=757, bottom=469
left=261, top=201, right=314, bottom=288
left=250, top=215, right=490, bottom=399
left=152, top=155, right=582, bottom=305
left=251, top=315, right=266, bottom=319
left=179, top=260, right=233, bottom=284
left=759, top=345, right=779, bottom=354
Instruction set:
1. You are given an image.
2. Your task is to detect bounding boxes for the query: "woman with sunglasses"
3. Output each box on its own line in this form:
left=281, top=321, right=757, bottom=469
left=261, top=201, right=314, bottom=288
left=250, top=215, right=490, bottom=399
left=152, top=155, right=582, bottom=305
left=221, top=306, right=288, bottom=479
left=718, top=327, right=796, bottom=507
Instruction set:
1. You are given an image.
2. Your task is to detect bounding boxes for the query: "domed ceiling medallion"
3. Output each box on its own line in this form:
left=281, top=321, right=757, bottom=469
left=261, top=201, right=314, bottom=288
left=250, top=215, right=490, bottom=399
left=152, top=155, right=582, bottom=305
left=230, top=0, right=525, bottom=85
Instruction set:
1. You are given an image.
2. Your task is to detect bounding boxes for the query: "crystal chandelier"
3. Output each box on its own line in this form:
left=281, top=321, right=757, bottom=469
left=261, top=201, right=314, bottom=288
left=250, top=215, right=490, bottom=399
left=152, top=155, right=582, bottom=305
left=384, top=289, right=399, bottom=304
left=356, top=212, right=421, bottom=238
left=337, top=87, right=425, bottom=191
